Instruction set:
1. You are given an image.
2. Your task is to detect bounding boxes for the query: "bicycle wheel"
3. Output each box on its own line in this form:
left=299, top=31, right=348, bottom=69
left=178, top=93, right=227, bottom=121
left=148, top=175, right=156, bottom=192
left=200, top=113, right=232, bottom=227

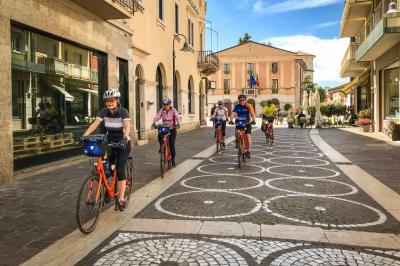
left=76, top=175, right=104, bottom=234
left=124, top=157, right=134, bottom=205
left=160, top=143, right=166, bottom=177
left=242, top=137, right=247, bottom=162
left=237, top=137, right=243, bottom=168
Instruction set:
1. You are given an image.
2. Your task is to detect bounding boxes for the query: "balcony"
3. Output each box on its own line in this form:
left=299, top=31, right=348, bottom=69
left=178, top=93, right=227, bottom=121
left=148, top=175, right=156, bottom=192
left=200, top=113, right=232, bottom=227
left=39, top=58, right=68, bottom=75
left=12, top=51, right=45, bottom=74
left=340, top=42, right=369, bottom=77
left=70, top=0, right=135, bottom=20
left=198, top=51, right=220, bottom=76
left=355, top=0, right=400, bottom=61
left=341, top=0, right=372, bottom=37
left=243, top=88, right=259, bottom=97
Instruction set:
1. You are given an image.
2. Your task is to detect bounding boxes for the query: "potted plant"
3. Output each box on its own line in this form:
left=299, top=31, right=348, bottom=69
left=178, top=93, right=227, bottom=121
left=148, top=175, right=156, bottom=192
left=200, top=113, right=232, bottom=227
left=388, top=120, right=400, bottom=141
left=357, top=118, right=372, bottom=132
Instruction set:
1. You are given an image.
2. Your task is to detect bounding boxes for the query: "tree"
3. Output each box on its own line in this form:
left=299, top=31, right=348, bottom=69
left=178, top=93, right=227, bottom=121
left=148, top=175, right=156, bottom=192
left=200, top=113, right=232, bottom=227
left=238, top=33, right=252, bottom=44
left=317, top=86, right=326, bottom=102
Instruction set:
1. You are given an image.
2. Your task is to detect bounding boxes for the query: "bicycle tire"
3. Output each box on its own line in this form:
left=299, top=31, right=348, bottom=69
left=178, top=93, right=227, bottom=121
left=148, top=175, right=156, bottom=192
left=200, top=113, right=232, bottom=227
left=124, top=157, right=134, bottom=205
left=237, top=137, right=243, bottom=168
left=76, top=175, right=104, bottom=234
left=160, top=143, right=166, bottom=177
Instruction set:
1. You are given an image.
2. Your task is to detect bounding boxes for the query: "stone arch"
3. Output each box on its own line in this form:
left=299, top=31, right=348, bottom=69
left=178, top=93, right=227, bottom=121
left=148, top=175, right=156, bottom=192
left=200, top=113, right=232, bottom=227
left=174, top=70, right=181, bottom=111
left=135, top=64, right=145, bottom=140
left=188, top=75, right=195, bottom=114
left=156, top=63, right=167, bottom=110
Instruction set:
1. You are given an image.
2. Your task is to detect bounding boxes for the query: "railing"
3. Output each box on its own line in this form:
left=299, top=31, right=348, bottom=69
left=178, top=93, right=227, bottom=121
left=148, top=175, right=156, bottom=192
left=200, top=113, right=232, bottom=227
left=341, top=42, right=358, bottom=69
left=91, top=69, right=98, bottom=83
left=243, top=88, right=258, bottom=96
left=114, top=0, right=144, bottom=14
left=355, top=0, right=393, bottom=43
left=38, top=58, right=67, bottom=75
left=198, top=51, right=219, bottom=68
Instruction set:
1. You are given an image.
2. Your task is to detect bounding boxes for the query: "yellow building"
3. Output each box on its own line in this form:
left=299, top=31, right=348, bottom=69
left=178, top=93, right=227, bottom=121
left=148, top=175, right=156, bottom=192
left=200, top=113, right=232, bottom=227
left=340, top=0, right=400, bottom=134
left=0, top=0, right=218, bottom=180
left=208, top=41, right=314, bottom=116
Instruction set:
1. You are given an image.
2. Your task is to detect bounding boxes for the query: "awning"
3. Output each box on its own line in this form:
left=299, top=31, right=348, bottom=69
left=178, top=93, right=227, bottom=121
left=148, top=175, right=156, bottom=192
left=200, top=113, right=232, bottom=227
left=342, top=78, right=359, bottom=95
left=51, top=85, right=75, bottom=102
left=75, top=87, right=99, bottom=95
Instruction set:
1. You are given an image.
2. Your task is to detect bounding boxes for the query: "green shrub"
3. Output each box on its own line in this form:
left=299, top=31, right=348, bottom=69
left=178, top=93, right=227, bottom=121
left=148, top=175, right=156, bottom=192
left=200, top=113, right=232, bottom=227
left=284, top=103, right=292, bottom=111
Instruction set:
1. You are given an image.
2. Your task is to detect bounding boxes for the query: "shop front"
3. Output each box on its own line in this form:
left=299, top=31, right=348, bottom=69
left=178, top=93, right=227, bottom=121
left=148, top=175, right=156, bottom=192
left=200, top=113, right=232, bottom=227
left=381, top=60, right=400, bottom=135
left=11, top=24, right=107, bottom=170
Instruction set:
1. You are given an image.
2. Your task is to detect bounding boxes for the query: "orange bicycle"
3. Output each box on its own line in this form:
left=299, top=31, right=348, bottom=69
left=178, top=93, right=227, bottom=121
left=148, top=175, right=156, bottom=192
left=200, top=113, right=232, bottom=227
left=263, top=115, right=275, bottom=145
left=214, top=118, right=225, bottom=152
left=233, top=117, right=248, bottom=168
left=76, top=135, right=134, bottom=234
left=154, top=124, right=173, bottom=177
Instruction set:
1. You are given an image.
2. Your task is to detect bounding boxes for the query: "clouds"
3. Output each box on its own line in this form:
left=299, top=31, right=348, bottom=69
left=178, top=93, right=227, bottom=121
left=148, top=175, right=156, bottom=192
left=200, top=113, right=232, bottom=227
left=312, top=20, right=341, bottom=30
left=262, top=35, right=349, bottom=87
left=252, top=0, right=341, bottom=14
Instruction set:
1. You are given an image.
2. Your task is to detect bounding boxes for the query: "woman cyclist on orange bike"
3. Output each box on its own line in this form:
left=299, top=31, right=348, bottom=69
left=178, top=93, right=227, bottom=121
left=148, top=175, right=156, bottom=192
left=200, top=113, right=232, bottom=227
left=83, top=89, right=131, bottom=211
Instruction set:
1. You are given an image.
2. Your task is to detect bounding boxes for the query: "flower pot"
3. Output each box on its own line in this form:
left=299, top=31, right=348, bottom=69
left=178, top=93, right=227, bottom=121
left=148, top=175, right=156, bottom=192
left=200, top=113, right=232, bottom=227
left=362, top=125, right=370, bottom=132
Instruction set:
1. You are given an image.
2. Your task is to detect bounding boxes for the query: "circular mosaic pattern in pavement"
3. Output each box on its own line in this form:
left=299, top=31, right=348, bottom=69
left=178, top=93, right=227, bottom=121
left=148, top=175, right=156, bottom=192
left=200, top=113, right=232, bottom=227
left=269, top=247, right=400, bottom=266
left=198, top=163, right=265, bottom=175
left=265, top=177, right=358, bottom=196
left=271, top=150, right=324, bottom=158
left=181, top=174, right=264, bottom=191
left=155, top=191, right=262, bottom=219
left=218, top=150, right=268, bottom=158
left=210, top=155, right=267, bottom=164
left=263, top=195, right=387, bottom=228
left=271, top=147, right=320, bottom=153
left=266, top=165, right=340, bottom=178
left=94, top=237, right=249, bottom=265
left=267, top=156, right=329, bottom=167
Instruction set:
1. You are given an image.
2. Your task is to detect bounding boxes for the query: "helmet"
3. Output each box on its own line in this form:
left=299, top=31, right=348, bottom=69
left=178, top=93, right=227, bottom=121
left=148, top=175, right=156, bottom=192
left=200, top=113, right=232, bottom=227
left=267, top=99, right=272, bottom=104
left=162, top=98, right=172, bottom=105
left=217, top=100, right=224, bottom=105
left=238, top=94, right=247, bottom=100
left=103, top=89, right=121, bottom=99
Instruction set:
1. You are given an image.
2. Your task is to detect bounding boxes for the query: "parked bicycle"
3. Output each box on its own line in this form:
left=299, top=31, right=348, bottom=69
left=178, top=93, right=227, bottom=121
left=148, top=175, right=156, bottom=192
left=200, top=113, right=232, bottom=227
left=230, top=117, right=248, bottom=168
left=76, top=135, right=134, bottom=234
left=214, top=118, right=225, bottom=152
left=153, top=124, right=173, bottom=177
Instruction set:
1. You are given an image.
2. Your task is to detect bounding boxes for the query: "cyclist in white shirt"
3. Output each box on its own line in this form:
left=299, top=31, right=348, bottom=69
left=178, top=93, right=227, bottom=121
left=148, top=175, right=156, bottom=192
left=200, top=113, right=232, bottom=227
left=211, top=100, right=228, bottom=146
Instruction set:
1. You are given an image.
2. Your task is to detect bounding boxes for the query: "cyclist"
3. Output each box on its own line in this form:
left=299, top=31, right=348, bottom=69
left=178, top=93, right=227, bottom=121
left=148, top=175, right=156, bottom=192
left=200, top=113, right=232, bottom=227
left=152, top=99, right=180, bottom=168
left=229, top=94, right=255, bottom=159
left=83, top=89, right=131, bottom=211
left=262, top=99, right=277, bottom=132
left=211, top=100, right=228, bottom=146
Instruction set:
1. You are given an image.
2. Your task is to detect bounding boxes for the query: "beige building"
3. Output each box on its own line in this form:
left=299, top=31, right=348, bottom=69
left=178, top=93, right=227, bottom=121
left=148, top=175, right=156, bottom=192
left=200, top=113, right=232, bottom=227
left=340, top=0, right=400, bottom=134
left=0, top=0, right=217, bottom=180
left=207, top=41, right=314, bottom=116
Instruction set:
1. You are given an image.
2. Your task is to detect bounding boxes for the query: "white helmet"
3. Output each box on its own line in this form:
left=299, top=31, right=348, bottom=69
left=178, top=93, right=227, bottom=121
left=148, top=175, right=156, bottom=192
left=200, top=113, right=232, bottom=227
left=103, top=89, right=121, bottom=99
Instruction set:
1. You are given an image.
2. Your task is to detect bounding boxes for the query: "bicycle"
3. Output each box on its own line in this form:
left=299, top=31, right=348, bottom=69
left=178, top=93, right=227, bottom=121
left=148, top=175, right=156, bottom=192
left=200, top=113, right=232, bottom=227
left=76, top=135, right=134, bottom=234
left=232, top=117, right=248, bottom=168
left=263, top=115, right=274, bottom=145
left=214, top=118, right=225, bottom=152
left=153, top=124, right=173, bottom=177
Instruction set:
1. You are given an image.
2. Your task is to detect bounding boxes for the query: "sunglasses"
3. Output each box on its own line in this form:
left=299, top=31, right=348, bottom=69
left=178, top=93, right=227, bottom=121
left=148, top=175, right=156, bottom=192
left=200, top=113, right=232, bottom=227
left=239, top=99, right=246, bottom=102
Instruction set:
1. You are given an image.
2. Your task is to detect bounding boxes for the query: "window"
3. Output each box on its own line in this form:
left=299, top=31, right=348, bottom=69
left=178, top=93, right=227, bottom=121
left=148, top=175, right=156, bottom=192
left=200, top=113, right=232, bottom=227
left=247, top=63, right=254, bottom=74
left=12, top=30, right=23, bottom=53
left=158, top=0, right=164, bottom=21
left=224, top=64, right=230, bottom=73
left=384, top=65, right=400, bottom=119
left=188, top=78, right=194, bottom=114
left=224, top=79, right=230, bottom=94
left=272, top=62, right=278, bottom=73
left=188, top=19, right=194, bottom=46
left=272, top=79, right=279, bottom=94
left=175, top=4, right=179, bottom=33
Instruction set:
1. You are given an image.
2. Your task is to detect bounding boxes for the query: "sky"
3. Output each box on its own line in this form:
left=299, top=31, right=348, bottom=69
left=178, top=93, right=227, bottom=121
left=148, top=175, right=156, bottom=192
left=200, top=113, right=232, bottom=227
left=205, top=0, right=349, bottom=88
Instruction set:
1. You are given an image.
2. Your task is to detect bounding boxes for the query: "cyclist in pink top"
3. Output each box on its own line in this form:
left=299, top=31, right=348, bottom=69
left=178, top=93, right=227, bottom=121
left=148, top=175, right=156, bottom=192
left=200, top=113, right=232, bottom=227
left=152, top=99, right=180, bottom=167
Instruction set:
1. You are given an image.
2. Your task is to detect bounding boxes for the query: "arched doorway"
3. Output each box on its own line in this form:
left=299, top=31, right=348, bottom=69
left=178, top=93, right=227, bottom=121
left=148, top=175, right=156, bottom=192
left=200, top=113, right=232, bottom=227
left=188, top=76, right=194, bottom=114
left=199, top=81, right=205, bottom=124
left=156, top=66, right=163, bottom=111
left=174, top=71, right=181, bottom=111
left=135, top=65, right=144, bottom=140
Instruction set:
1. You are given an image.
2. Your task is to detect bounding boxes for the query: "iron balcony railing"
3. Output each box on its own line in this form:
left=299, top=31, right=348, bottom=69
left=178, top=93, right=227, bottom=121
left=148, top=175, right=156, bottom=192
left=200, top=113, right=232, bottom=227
left=198, top=51, right=219, bottom=68
left=243, top=88, right=259, bottom=96
left=340, top=42, right=358, bottom=75
left=355, top=0, right=393, bottom=44
left=115, top=0, right=144, bottom=14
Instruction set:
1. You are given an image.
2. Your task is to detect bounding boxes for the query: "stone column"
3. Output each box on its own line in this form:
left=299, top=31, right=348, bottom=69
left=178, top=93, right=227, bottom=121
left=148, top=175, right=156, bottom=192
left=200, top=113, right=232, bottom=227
left=0, top=15, right=14, bottom=180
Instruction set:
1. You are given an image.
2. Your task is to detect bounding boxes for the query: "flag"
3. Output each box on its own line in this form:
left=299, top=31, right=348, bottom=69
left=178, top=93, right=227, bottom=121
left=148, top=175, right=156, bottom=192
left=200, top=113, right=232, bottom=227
left=250, top=74, right=257, bottom=87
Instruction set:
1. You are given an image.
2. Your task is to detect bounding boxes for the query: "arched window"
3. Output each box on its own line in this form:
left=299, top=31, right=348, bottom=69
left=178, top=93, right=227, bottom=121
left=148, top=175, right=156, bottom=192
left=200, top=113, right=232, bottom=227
left=156, top=66, right=163, bottom=110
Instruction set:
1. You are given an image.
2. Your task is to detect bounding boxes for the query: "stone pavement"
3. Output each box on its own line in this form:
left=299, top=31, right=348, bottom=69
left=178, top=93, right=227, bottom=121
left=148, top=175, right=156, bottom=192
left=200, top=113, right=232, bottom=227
left=319, top=128, right=400, bottom=194
left=67, top=127, right=400, bottom=266
left=0, top=127, right=223, bottom=266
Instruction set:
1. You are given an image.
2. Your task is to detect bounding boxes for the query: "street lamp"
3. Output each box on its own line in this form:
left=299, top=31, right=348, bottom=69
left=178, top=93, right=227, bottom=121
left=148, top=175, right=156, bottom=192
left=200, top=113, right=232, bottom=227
left=173, top=33, right=192, bottom=110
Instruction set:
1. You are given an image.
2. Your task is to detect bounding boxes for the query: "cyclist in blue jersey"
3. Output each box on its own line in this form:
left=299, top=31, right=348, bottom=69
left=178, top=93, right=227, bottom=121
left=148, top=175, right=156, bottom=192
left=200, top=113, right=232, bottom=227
left=229, top=94, right=256, bottom=159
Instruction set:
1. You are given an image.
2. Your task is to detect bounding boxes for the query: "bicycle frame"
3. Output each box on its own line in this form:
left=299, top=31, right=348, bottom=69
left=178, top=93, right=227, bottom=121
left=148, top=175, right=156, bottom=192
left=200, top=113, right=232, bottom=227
left=237, top=129, right=246, bottom=154
left=216, top=125, right=223, bottom=143
left=163, top=134, right=171, bottom=161
left=92, top=157, right=118, bottom=205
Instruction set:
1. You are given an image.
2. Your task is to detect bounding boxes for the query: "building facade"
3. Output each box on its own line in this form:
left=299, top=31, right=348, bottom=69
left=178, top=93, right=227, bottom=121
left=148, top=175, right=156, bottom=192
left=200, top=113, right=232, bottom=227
left=340, top=0, right=400, bottom=134
left=207, top=41, right=314, bottom=116
left=0, top=0, right=217, bottom=180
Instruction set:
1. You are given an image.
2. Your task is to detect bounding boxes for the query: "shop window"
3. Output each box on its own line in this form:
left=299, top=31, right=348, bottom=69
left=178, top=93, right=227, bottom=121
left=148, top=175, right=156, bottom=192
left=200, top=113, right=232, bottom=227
left=11, top=24, right=105, bottom=169
left=272, top=62, right=278, bottom=73
left=272, top=79, right=279, bottom=94
left=224, top=79, right=230, bottom=95
left=384, top=66, right=400, bottom=119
